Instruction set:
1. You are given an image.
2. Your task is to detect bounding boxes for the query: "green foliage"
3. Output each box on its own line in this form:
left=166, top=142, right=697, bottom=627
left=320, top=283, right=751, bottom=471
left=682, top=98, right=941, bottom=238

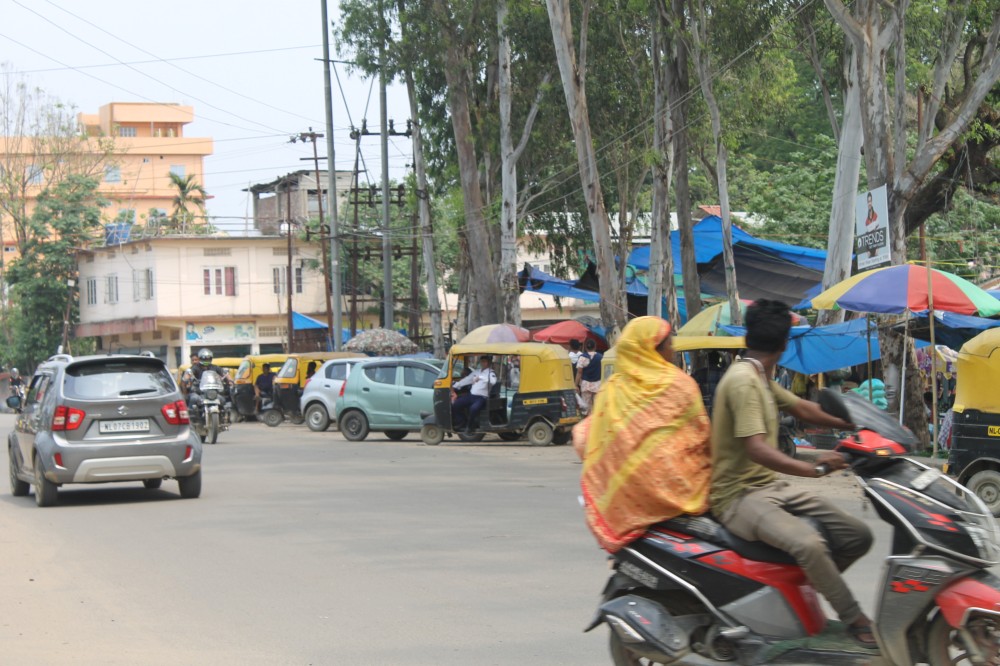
left=4, top=175, right=105, bottom=371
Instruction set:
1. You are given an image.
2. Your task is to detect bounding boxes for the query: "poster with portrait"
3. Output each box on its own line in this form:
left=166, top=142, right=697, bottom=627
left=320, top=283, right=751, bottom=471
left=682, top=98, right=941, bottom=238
left=185, top=322, right=256, bottom=343
left=854, top=185, right=891, bottom=272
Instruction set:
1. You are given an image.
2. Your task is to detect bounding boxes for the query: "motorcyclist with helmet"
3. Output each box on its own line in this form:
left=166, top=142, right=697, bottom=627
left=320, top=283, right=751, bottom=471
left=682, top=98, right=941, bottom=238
left=184, top=349, right=229, bottom=410
left=8, top=368, right=23, bottom=398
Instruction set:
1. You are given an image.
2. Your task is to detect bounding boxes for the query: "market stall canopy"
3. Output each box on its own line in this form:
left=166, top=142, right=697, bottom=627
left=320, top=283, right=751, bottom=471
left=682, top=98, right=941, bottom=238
left=895, top=310, right=1000, bottom=350
left=343, top=328, right=419, bottom=356
left=678, top=300, right=806, bottom=336
left=460, top=324, right=531, bottom=345
left=808, top=265, right=1000, bottom=316
left=532, top=320, right=609, bottom=351
left=723, top=319, right=929, bottom=376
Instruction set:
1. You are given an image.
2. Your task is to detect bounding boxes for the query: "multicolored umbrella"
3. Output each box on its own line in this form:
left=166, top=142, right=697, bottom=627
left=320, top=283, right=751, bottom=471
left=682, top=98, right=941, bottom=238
left=810, top=265, right=1000, bottom=316
left=459, top=324, right=531, bottom=345
left=677, top=300, right=806, bottom=336
left=343, top=328, right=419, bottom=356
left=532, top=320, right=609, bottom=351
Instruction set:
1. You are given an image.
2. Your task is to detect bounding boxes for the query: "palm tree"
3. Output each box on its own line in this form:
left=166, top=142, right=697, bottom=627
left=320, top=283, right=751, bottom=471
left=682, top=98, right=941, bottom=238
left=169, top=172, right=207, bottom=232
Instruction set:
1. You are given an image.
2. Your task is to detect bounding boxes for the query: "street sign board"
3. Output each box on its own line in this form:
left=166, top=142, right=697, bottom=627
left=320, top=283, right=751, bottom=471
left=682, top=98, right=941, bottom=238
left=855, top=185, right=891, bottom=272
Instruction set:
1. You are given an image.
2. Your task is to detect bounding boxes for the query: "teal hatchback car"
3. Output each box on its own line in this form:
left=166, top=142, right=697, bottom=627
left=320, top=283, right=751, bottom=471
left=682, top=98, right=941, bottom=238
left=335, top=358, right=443, bottom=441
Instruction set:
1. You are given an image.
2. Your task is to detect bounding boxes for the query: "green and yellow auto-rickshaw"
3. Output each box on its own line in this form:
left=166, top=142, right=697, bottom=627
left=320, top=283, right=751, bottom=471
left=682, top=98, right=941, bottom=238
left=420, top=342, right=581, bottom=446
left=265, top=352, right=364, bottom=427
left=232, top=353, right=289, bottom=419
left=944, top=328, right=1000, bottom=514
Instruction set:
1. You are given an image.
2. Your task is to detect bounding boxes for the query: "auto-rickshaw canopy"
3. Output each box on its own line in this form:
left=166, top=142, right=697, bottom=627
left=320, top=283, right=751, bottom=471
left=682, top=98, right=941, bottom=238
left=955, top=328, right=1000, bottom=413
left=275, top=352, right=363, bottom=387
left=234, top=354, right=290, bottom=384
left=443, top=342, right=574, bottom=394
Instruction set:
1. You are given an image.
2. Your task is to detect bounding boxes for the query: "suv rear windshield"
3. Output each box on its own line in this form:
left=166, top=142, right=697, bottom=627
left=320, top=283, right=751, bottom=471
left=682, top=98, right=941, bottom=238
left=64, top=361, right=176, bottom=399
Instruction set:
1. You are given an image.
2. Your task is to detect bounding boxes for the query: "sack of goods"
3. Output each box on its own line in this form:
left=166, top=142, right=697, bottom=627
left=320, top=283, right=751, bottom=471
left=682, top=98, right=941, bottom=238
left=851, top=379, right=888, bottom=410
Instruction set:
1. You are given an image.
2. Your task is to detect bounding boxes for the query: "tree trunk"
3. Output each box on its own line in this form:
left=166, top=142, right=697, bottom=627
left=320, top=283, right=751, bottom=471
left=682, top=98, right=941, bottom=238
left=545, top=0, right=627, bottom=336
left=689, top=2, right=740, bottom=324
left=816, top=53, right=861, bottom=326
left=663, top=0, right=700, bottom=321
left=649, top=9, right=679, bottom=326
left=402, top=69, right=445, bottom=358
left=434, top=0, right=501, bottom=329
left=497, top=0, right=521, bottom=326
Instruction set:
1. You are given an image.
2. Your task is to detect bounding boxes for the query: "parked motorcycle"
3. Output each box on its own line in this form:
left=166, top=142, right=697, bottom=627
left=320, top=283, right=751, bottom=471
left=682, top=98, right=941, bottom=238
left=587, top=389, right=1000, bottom=665
left=189, top=370, right=230, bottom=444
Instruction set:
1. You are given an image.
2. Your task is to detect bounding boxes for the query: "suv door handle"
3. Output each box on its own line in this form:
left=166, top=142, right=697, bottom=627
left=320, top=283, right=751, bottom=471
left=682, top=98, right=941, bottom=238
left=404, top=391, right=413, bottom=396
left=362, top=387, right=370, bottom=392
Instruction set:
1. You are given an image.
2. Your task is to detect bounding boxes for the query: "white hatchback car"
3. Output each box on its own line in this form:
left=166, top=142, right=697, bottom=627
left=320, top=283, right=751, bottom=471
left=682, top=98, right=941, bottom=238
left=299, top=358, right=368, bottom=432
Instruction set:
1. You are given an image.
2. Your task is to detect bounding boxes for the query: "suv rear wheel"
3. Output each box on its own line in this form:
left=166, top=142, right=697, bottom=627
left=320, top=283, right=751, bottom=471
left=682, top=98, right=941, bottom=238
left=9, top=446, right=28, bottom=497
left=33, top=455, right=58, bottom=507
left=178, top=470, right=201, bottom=499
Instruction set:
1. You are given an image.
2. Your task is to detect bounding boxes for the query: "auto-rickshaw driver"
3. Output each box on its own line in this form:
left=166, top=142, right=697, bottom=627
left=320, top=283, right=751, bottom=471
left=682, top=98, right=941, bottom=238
left=450, top=354, right=497, bottom=433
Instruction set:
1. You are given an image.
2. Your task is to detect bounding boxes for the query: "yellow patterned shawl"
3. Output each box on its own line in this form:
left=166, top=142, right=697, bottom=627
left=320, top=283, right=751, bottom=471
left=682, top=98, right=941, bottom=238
left=573, top=316, right=712, bottom=553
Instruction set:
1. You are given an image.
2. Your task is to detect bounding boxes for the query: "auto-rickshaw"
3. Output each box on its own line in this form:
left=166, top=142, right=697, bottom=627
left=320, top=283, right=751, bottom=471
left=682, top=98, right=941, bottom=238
left=232, top=353, right=289, bottom=420
left=944, top=328, right=1000, bottom=514
left=264, top=352, right=364, bottom=427
left=176, top=357, right=244, bottom=385
left=420, top=342, right=581, bottom=446
left=600, top=335, right=746, bottom=378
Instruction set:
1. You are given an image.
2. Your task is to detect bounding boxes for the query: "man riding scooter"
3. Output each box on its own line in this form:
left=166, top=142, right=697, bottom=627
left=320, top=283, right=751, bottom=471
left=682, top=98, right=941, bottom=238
left=710, top=299, right=876, bottom=648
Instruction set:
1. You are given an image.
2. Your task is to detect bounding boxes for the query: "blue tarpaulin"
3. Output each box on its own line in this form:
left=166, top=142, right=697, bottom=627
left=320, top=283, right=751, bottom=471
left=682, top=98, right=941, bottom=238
left=723, top=319, right=929, bottom=375
left=292, top=312, right=327, bottom=330
left=628, top=216, right=828, bottom=273
left=905, top=310, right=1000, bottom=350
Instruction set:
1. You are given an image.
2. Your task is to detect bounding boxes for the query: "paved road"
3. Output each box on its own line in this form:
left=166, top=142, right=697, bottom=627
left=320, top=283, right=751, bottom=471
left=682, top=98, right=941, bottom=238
left=0, top=414, right=890, bottom=665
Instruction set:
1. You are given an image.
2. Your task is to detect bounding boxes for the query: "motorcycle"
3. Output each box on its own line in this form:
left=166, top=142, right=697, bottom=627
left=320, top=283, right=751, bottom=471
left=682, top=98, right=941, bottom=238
left=587, top=388, right=1000, bottom=665
left=189, top=370, right=230, bottom=444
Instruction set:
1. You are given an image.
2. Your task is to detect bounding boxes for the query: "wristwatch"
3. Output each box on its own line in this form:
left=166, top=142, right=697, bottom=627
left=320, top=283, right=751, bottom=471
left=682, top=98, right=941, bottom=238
left=814, top=463, right=831, bottom=478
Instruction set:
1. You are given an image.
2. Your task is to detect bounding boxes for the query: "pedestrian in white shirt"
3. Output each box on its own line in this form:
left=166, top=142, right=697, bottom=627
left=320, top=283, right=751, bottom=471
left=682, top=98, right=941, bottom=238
left=451, top=356, right=497, bottom=432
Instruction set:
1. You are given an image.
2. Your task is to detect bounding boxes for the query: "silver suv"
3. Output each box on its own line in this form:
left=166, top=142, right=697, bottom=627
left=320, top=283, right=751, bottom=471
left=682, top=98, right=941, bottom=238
left=7, top=353, right=203, bottom=507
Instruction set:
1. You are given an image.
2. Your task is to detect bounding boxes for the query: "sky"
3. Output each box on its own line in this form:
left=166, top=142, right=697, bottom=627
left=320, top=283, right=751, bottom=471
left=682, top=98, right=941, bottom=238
left=0, top=0, right=412, bottom=233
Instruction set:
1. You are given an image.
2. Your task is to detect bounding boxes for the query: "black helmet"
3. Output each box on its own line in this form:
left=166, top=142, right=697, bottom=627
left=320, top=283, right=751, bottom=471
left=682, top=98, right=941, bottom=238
left=198, top=348, right=214, bottom=364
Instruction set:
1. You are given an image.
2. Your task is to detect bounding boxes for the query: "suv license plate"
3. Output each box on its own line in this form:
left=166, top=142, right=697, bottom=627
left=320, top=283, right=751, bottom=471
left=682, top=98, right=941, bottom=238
left=99, top=419, right=151, bottom=434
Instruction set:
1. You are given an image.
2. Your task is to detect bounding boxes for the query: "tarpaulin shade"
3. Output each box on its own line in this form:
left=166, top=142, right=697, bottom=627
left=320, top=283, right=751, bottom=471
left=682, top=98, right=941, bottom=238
left=292, top=312, right=327, bottom=330
left=698, top=244, right=824, bottom=304
left=898, top=310, right=1000, bottom=350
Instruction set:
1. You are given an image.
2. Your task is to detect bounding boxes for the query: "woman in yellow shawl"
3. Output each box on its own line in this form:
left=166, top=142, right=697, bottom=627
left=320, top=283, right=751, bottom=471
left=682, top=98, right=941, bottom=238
left=573, top=316, right=712, bottom=552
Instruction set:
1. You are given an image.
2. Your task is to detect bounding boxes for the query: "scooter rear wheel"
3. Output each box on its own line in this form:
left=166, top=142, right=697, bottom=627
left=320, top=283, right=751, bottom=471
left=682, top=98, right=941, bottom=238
left=927, top=611, right=1000, bottom=665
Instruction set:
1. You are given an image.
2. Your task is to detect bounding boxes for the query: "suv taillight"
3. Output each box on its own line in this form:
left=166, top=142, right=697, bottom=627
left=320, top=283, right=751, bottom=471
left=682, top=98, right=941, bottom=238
left=162, top=400, right=190, bottom=425
left=52, top=405, right=86, bottom=431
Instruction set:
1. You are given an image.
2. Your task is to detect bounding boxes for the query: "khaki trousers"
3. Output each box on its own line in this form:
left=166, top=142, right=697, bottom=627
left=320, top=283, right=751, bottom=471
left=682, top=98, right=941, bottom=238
left=718, top=480, right=873, bottom=624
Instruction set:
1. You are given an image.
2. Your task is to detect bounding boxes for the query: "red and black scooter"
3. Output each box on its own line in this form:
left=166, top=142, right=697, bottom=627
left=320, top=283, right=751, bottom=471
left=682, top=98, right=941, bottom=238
left=587, top=389, right=1000, bottom=665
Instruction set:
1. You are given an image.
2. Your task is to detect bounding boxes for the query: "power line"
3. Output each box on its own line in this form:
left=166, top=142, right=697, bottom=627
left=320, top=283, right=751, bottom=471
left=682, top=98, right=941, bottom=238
left=42, top=0, right=328, bottom=129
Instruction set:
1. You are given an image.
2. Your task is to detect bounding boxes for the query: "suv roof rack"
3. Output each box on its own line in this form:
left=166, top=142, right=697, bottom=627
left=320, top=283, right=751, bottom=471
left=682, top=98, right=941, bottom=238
left=139, top=351, right=157, bottom=358
left=47, top=353, right=73, bottom=364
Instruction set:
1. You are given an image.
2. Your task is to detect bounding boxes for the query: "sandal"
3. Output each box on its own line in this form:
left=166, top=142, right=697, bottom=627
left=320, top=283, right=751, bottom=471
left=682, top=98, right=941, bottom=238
left=847, top=623, right=879, bottom=649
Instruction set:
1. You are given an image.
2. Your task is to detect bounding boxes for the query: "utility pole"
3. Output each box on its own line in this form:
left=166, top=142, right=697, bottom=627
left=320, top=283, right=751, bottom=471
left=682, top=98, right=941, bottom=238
left=378, top=0, right=393, bottom=330
left=291, top=129, right=335, bottom=349
left=320, top=0, right=343, bottom=349
left=286, top=183, right=295, bottom=353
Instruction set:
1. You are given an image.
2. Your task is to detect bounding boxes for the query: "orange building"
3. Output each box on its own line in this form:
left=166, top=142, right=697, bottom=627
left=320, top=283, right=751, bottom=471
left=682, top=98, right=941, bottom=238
left=76, top=102, right=214, bottom=225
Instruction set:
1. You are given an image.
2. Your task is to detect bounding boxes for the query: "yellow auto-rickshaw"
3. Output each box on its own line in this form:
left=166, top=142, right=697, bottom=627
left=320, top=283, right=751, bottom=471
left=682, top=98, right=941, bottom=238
left=944, top=328, right=1000, bottom=514
left=265, top=352, right=364, bottom=427
left=600, top=335, right=746, bottom=379
left=233, top=353, right=289, bottom=419
left=420, top=342, right=580, bottom=446
left=176, top=357, right=244, bottom=386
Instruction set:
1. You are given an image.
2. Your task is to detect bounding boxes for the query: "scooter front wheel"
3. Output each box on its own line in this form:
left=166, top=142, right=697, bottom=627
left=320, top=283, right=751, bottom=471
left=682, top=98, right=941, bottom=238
left=927, top=611, right=1000, bottom=665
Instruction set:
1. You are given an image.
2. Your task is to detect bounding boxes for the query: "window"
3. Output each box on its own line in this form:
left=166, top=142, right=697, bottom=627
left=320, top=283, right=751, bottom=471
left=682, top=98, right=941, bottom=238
left=105, top=274, right=119, bottom=304
left=26, top=374, right=50, bottom=406
left=133, top=268, right=154, bottom=300
left=85, top=278, right=98, bottom=305
left=169, top=164, right=186, bottom=178
left=64, top=360, right=174, bottom=400
left=118, top=126, right=137, bottom=138
left=403, top=365, right=437, bottom=389
left=104, top=166, right=122, bottom=183
left=364, top=365, right=397, bottom=385
left=203, top=266, right=237, bottom=296
left=326, top=362, right=351, bottom=381
left=25, top=164, right=43, bottom=186
left=272, top=266, right=303, bottom=294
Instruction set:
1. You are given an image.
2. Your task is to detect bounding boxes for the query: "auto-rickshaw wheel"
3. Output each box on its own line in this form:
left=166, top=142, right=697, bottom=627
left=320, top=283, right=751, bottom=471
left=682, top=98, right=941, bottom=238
left=552, top=429, right=571, bottom=445
left=262, top=409, right=283, bottom=428
left=498, top=432, right=521, bottom=442
left=527, top=421, right=554, bottom=446
left=421, top=424, right=444, bottom=446
left=457, top=432, right=485, bottom=442
left=969, top=470, right=1000, bottom=516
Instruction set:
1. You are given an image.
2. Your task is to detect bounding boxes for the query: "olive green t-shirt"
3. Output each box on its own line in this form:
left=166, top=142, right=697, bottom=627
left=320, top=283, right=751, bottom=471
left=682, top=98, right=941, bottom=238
left=710, top=361, right=800, bottom=514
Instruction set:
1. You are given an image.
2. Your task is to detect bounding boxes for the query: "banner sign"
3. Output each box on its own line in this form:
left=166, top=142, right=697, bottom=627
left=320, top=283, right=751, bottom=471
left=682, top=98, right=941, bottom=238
left=854, top=185, right=891, bottom=272
left=185, top=322, right=256, bottom=343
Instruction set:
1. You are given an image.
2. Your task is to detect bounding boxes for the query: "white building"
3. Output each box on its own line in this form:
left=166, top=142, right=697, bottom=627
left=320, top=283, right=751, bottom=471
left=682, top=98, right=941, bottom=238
left=76, top=236, right=327, bottom=368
